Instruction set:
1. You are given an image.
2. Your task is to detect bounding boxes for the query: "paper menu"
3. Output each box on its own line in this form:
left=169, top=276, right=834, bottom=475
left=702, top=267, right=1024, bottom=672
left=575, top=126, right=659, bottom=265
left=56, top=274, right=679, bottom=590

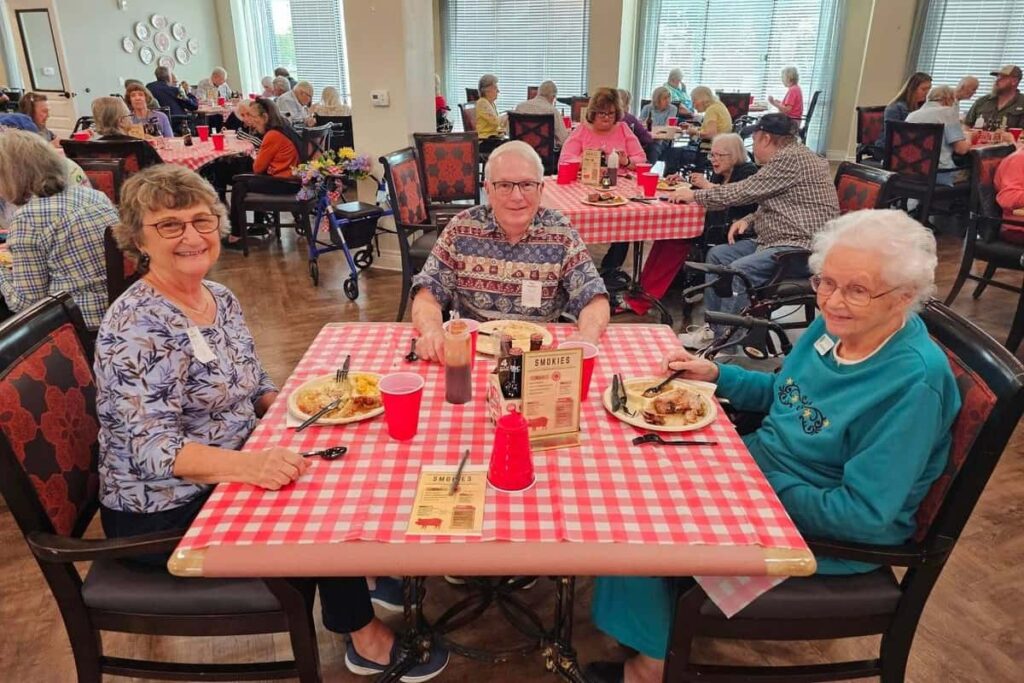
left=406, top=466, right=487, bottom=536
left=520, top=348, right=582, bottom=450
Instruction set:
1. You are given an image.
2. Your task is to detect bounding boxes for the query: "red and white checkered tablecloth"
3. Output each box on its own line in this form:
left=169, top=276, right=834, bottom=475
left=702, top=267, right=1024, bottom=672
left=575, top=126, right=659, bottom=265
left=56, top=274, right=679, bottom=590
left=176, top=323, right=810, bottom=616
left=541, top=177, right=705, bottom=245
left=156, top=136, right=254, bottom=172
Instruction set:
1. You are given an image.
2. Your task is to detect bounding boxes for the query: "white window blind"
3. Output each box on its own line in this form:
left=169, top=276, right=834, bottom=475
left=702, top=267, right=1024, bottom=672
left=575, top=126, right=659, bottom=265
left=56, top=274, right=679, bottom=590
left=632, top=0, right=841, bottom=151
left=914, top=0, right=1024, bottom=113
left=441, top=0, right=590, bottom=126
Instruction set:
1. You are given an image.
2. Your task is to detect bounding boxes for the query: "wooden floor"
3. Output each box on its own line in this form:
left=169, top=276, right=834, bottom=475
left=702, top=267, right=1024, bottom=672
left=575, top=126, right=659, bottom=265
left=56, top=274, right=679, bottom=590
left=1, top=229, right=1022, bottom=683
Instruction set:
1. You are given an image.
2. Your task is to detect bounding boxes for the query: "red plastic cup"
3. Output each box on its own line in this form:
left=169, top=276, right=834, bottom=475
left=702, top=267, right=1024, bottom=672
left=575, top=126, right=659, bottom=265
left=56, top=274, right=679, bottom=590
left=635, top=162, right=652, bottom=177
left=196, top=125, right=209, bottom=142
left=379, top=372, right=424, bottom=441
left=641, top=172, right=660, bottom=197
left=557, top=341, right=598, bottom=399
left=211, top=133, right=225, bottom=151
left=563, top=115, right=572, bottom=130
left=667, top=116, right=678, bottom=127
left=557, top=162, right=577, bottom=185
left=217, top=96, right=226, bottom=107
left=72, top=131, right=91, bottom=141
left=488, top=409, right=535, bottom=492
left=1010, top=128, right=1023, bottom=142
left=443, top=318, right=479, bottom=366
left=249, top=93, right=257, bottom=100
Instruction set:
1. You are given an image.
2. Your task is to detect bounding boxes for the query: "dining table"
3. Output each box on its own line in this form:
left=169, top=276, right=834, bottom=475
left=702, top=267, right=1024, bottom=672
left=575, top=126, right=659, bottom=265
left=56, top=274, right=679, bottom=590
left=169, top=321, right=814, bottom=681
left=153, top=133, right=253, bottom=172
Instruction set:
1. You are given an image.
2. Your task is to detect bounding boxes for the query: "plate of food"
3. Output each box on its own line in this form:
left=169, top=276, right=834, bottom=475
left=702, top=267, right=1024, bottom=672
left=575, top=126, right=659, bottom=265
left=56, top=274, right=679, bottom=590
left=602, top=376, right=717, bottom=432
left=288, top=372, right=384, bottom=425
left=657, top=175, right=690, bottom=192
left=477, top=319, right=554, bottom=356
left=581, top=191, right=627, bottom=207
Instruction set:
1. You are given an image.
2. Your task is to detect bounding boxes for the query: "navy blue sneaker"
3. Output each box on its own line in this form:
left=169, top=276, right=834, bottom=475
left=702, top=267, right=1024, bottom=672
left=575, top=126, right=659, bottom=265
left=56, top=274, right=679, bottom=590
left=370, top=576, right=406, bottom=613
left=345, top=638, right=449, bottom=682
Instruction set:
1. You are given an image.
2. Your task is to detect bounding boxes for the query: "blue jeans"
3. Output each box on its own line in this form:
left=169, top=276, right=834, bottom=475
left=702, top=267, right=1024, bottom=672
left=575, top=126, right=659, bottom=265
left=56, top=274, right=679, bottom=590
left=703, top=240, right=791, bottom=340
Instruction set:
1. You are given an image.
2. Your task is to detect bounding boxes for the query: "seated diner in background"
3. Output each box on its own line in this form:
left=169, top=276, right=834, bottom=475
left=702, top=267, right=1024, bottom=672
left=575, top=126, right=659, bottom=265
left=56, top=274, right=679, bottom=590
left=94, top=164, right=449, bottom=681
left=904, top=85, right=971, bottom=186
left=586, top=209, right=961, bottom=683
left=311, top=86, right=351, bottom=117
left=685, top=86, right=733, bottom=143
left=125, top=82, right=174, bottom=138
left=260, top=76, right=275, bottom=98
left=17, top=91, right=56, bottom=144
left=147, top=66, right=198, bottom=118
left=878, top=71, right=932, bottom=149
left=274, top=80, right=315, bottom=126
left=768, top=66, right=804, bottom=121
left=559, top=86, right=646, bottom=168
left=514, top=79, right=569, bottom=146
left=275, top=66, right=298, bottom=89
left=994, top=140, right=1024, bottom=245
left=410, top=141, right=609, bottom=362
left=0, top=130, right=118, bottom=330
left=196, top=66, right=233, bottom=102
left=671, top=113, right=839, bottom=350
left=124, top=78, right=162, bottom=111
left=663, top=67, right=693, bottom=113
left=965, top=64, right=1024, bottom=130
left=617, top=88, right=654, bottom=154
left=91, top=96, right=164, bottom=167
left=618, top=133, right=756, bottom=316
left=638, top=86, right=678, bottom=128
left=475, top=73, right=508, bottom=153
left=954, top=75, right=979, bottom=111
left=271, top=76, right=291, bottom=97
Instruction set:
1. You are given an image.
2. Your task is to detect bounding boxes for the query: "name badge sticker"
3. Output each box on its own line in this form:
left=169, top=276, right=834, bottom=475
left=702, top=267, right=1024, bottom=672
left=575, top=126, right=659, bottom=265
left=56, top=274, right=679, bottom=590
left=813, top=334, right=835, bottom=356
left=187, top=326, right=217, bottom=364
left=521, top=280, right=543, bottom=309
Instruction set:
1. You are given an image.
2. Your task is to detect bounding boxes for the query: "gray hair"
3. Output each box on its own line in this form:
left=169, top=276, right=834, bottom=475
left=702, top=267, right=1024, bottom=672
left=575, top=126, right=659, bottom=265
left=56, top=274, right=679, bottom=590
left=651, top=86, right=671, bottom=109
left=212, top=66, right=227, bottom=79
left=0, top=130, right=67, bottom=204
left=92, top=96, right=130, bottom=136
left=154, top=66, right=171, bottom=82
left=538, top=80, right=558, bottom=99
left=294, top=80, right=314, bottom=97
left=261, top=76, right=273, bottom=89
left=689, top=86, right=716, bottom=106
left=272, top=76, right=291, bottom=94
left=926, top=85, right=956, bottom=105
left=709, top=133, right=746, bottom=164
left=668, top=68, right=683, bottom=83
left=479, top=73, right=498, bottom=92
left=781, top=66, right=800, bottom=85
left=808, top=209, right=937, bottom=311
left=484, top=141, right=544, bottom=182
left=617, top=88, right=631, bottom=109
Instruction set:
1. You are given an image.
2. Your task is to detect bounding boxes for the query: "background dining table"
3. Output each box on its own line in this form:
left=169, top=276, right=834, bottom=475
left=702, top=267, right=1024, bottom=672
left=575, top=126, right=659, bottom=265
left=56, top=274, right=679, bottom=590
left=154, top=134, right=253, bottom=171
left=169, top=321, right=814, bottom=618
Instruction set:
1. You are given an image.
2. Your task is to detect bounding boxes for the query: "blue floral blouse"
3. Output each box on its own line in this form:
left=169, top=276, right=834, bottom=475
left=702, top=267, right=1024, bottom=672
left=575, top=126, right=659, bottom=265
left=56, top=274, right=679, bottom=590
left=94, top=280, right=277, bottom=513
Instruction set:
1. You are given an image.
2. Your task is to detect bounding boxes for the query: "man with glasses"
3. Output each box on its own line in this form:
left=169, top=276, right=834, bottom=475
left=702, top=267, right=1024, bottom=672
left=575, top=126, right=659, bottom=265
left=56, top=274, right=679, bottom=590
left=411, top=141, right=609, bottom=362
left=670, top=113, right=838, bottom=350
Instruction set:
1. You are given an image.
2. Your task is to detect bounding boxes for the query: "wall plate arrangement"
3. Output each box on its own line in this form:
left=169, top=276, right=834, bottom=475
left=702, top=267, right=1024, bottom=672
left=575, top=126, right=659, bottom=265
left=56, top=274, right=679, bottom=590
left=175, top=46, right=190, bottom=65
left=153, top=31, right=170, bottom=52
left=139, top=46, right=154, bottom=65
left=172, top=23, right=187, bottom=41
left=122, top=36, right=135, bottom=53
left=134, top=21, right=149, bottom=41
left=187, top=38, right=199, bottom=55
left=158, top=55, right=174, bottom=70
left=150, top=14, right=167, bottom=30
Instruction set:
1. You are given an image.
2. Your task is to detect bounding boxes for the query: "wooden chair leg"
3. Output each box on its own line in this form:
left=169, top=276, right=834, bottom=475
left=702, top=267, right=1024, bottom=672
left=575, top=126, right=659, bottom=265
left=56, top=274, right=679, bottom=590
left=663, top=581, right=707, bottom=683
left=945, top=249, right=975, bottom=305
left=265, top=579, right=322, bottom=683
left=972, top=263, right=998, bottom=299
left=396, top=271, right=412, bottom=322
left=1004, top=283, right=1024, bottom=352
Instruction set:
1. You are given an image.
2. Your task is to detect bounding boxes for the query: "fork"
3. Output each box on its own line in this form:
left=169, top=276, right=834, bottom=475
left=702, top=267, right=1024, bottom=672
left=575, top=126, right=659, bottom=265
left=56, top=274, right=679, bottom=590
left=643, top=369, right=687, bottom=397
left=632, top=433, right=717, bottom=446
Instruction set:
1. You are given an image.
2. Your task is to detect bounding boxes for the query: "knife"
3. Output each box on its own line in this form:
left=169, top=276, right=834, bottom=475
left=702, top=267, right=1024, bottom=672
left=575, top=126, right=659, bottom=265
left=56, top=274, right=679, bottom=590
left=449, top=448, right=471, bottom=495
left=296, top=398, right=342, bottom=432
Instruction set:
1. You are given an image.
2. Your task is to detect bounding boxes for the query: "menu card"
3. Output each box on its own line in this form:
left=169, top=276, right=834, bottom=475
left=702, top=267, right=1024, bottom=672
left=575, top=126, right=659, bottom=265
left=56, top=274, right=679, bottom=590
left=520, top=348, right=582, bottom=450
left=580, top=149, right=602, bottom=186
left=406, top=465, right=487, bottom=536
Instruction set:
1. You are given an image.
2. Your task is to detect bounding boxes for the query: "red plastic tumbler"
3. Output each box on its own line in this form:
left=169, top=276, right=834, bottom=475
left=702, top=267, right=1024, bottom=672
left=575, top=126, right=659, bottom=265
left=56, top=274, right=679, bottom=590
left=488, top=409, right=535, bottom=492
left=196, top=125, right=210, bottom=142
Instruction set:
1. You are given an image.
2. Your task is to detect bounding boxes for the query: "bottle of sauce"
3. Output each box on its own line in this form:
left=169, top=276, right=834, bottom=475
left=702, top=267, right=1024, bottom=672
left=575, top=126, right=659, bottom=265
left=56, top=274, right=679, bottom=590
left=502, top=348, right=523, bottom=399
left=444, top=320, right=473, bottom=404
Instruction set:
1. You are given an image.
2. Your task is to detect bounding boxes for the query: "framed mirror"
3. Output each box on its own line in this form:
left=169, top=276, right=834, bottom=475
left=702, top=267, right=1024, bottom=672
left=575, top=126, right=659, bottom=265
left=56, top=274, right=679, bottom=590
left=15, top=10, right=65, bottom=92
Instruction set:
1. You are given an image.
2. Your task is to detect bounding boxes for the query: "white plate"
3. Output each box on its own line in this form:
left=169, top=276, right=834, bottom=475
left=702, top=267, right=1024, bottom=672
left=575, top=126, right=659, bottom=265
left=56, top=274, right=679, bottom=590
left=187, top=37, right=200, bottom=54
left=158, top=56, right=174, bottom=70
left=139, top=46, right=154, bottom=65
left=122, top=36, right=135, bottom=53
left=134, top=22, right=150, bottom=41
left=172, top=23, right=188, bottom=41
left=287, top=372, right=384, bottom=426
left=477, top=320, right=553, bottom=356
left=153, top=31, right=170, bottom=52
left=150, top=14, right=167, bottom=30
left=175, top=46, right=190, bottom=65
left=602, top=376, right=718, bottom=432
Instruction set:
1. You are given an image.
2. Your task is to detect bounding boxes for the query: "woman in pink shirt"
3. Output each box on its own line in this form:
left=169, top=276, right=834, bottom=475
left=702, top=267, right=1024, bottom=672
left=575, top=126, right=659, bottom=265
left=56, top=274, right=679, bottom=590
left=768, top=66, right=803, bottom=122
left=994, top=142, right=1024, bottom=244
left=559, top=87, right=646, bottom=168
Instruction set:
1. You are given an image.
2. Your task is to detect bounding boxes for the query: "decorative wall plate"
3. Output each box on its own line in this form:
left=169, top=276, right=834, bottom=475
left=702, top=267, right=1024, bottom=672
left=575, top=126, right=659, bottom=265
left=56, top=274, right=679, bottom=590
left=175, top=46, right=190, bottom=65
left=171, top=23, right=187, bottom=41
left=134, top=22, right=149, bottom=41
left=187, top=38, right=199, bottom=55
left=153, top=31, right=170, bottom=52
left=121, top=36, right=135, bottom=53
left=158, top=56, right=174, bottom=70
left=139, top=46, right=154, bottom=65
left=150, top=14, right=167, bottom=30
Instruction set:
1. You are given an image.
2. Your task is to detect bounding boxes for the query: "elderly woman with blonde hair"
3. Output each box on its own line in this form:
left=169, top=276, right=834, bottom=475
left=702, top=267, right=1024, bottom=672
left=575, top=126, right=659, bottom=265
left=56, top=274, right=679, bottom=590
left=0, top=130, right=118, bottom=329
left=686, top=86, right=732, bottom=141
left=587, top=209, right=962, bottom=683
left=90, top=95, right=164, bottom=167
left=311, top=86, right=351, bottom=117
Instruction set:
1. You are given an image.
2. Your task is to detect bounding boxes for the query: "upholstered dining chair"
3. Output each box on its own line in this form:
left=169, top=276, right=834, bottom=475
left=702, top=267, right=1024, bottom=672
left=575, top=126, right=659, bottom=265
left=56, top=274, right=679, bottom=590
left=60, top=139, right=161, bottom=177
left=716, top=92, right=751, bottom=124
left=102, top=227, right=139, bottom=305
left=380, top=147, right=441, bottom=322
left=507, top=112, right=557, bottom=175
left=570, top=96, right=590, bottom=123
left=0, top=294, right=323, bottom=683
left=527, top=85, right=539, bottom=100
left=855, top=105, right=886, bottom=164
left=664, top=300, right=1024, bottom=683
left=945, top=144, right=1024, bottom=352
left=76, top=158, right=126, bottom=205
left=882, top=120, right=959, bottom=226
left=458, top=102, right=477, bottom=133
left=465, top=87, right=480, bottom=103
left=412, top=132, right=481, bottom=228
left=798, top=90, right=821, bottom=143
left=833, top=161, right=897, bottom=214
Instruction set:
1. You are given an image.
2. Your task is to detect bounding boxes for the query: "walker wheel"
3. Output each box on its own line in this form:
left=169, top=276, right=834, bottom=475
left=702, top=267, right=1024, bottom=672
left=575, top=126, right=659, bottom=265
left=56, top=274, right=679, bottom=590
left=308, top=260, right=319, bottom=286
left=354, top=249, right=373, bottom=269
left=343, top=277, right=358, bottom=300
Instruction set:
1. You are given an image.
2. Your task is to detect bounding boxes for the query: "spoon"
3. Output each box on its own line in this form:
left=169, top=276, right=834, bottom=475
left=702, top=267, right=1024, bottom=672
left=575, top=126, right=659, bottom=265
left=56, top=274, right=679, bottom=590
left=405, top=337, right=419, bottom=362
left=300, top=446, right=348, bottom=460
left=632, top=433, right=717, bottom=447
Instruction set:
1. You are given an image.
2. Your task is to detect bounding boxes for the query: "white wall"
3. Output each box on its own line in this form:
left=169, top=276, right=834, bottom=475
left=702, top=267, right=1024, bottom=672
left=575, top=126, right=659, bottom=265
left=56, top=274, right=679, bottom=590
left=54, top=0, right=225, bottom=112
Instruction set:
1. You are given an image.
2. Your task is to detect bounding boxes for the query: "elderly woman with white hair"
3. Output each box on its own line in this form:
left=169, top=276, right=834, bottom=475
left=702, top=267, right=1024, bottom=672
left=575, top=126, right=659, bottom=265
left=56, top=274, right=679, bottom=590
left=475, top=73, right=508, bottom=152
left=686, top=86, right=732, bottom=141
left=91, top=96, right=164, bottom=167
left=586, top=209, right=962, bottom=683
left=663, top=67, right=693, bottom=113
left=769, top=65, right=804, bottom=121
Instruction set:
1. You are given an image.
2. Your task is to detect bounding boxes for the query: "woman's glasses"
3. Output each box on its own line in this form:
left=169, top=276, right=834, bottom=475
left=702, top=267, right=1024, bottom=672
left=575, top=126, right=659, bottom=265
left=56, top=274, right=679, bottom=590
left=810, top=275, right=899, bottom=307
left=145, top=213, right=221, bottom=238
left=591, top=110, right=616, bottom=119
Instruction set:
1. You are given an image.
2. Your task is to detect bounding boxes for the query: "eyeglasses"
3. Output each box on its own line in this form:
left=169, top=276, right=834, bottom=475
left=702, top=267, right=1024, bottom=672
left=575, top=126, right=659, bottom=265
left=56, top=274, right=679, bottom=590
left=709, top=151, right=732, bottom=159
left=144, top=213, right=221, bottom=238
left=591, top=110, right=617, bottom=119
left=490, top=180, right=542, bottom=196
left=810, top=274, right=899, bottom=307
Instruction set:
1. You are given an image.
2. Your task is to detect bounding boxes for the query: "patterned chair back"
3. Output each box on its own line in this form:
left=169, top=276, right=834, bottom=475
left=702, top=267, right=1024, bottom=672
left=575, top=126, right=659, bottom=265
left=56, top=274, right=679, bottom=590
left=527, top=86, right=538, bottom=100
left=911, top=301, right=1024, bottom=544
left=60, top=139, right=157, bottom=176
left=103, top=226, right=139, bottom=305
left=0, top=295, right=99, bottom=541
left=76, top=158, right=126, bottom=204
left=508, top=112, right=557, bottom=174
left=968, top=144, right=1015, bottom=223
left=380, top=147, right=429, bottom=228
left=459, top=103, right=477, bottom=132
left=717, top=92, right=751, bottom=121
left=856, top=106, right=885, bottom=147
left=833, top=161, right=896, bottom=214
left=465, top=87, right=480, bottom=103
left=413, top=132, right=481, bottom=205
left=883, top=121, right=943, bottom=181
left=570, top=97, right=590, bottom=123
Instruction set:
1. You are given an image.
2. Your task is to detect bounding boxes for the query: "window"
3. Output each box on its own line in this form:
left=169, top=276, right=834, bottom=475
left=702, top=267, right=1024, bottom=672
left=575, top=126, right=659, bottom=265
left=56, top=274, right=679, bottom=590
left=235, top=0, right=350, bottom=101
left=632, top=0, right=842, bottom=150
left=914, top=0, right=1024, bottom=114
left=441, top=0, right=590, bottom=129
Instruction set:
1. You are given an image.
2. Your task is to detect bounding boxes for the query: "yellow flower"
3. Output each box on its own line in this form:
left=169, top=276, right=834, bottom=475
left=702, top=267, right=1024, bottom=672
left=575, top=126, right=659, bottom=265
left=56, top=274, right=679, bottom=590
left=338, top=147, right=356, bottom=160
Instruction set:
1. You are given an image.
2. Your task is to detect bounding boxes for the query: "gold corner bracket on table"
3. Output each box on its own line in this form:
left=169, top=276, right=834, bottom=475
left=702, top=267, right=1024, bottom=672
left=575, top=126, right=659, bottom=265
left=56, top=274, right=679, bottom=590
left=167, top=548, right=207, bottom=577
left=764, top=547, right=817, bottom=577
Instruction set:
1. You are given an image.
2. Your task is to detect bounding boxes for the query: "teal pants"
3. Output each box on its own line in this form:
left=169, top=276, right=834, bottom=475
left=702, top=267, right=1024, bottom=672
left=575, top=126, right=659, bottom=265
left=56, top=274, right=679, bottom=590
left=591, top=576, right=693, bottom=659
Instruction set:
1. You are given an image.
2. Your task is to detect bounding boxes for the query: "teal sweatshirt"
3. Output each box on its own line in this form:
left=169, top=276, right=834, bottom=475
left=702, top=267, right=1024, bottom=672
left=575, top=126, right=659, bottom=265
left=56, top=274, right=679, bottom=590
left=716, top=314, right=961, bottom=574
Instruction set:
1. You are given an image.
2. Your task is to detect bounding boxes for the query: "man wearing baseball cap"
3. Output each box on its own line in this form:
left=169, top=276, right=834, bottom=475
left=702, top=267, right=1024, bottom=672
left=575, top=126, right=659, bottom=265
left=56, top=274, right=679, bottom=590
left=671, top=113, right=838, bottom=349
left=965, top=65, right=1024, bottom=129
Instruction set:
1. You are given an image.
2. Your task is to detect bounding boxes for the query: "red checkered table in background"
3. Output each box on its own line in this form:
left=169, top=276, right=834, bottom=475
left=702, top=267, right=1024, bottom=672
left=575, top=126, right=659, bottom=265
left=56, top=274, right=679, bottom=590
left=171, top=323, right=813, bottom=617
left=155, top=135, right=253, bottom=172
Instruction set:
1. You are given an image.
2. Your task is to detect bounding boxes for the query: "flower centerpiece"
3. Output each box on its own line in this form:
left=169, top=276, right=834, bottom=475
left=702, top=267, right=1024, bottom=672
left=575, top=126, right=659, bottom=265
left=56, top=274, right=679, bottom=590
left=294, top=147, right=373, bottom=203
